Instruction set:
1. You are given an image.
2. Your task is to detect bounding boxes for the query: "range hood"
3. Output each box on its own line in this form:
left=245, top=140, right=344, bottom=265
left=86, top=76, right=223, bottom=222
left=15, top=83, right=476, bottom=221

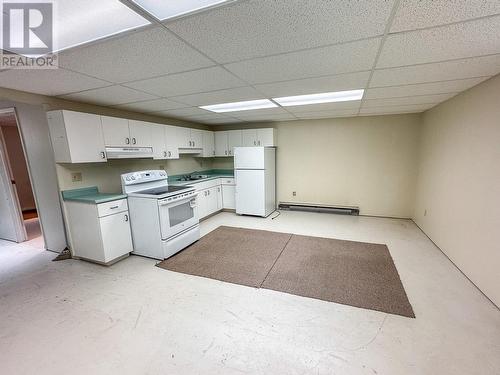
left=105, top=147, right=153, bottom=159
left=178, top=147, right=202, bottom=155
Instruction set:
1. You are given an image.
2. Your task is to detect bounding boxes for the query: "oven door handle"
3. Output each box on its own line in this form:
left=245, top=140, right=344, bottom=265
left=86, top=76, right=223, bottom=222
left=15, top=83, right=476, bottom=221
left=189, top=198, right=197, bottom=208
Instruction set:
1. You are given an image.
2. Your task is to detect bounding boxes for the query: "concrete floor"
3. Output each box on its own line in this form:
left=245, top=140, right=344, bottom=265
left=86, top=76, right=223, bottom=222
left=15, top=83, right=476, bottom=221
left=0, top=211, right=499, bottom=375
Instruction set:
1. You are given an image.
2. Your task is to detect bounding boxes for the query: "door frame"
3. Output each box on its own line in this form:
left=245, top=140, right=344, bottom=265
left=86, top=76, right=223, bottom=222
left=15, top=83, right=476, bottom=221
left=0, top=108, right=28, bottom=242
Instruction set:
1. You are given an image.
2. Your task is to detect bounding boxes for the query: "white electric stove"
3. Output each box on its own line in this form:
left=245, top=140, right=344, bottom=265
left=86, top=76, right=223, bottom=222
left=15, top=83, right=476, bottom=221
left=121, top=170, right=200, bottom=260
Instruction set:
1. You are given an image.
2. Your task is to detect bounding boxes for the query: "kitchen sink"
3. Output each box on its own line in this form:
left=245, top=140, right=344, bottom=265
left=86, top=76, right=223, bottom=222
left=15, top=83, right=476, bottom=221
left=178, top=174, right=209, bottom=181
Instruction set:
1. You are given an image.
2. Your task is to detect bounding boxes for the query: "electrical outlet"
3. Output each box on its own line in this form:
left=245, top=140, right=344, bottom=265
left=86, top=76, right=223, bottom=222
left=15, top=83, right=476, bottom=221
left=71, top=172, right=82, bottom=182
left=159, top=165, right=164, bottom=170
left=292, top=191, right=297, bottom=197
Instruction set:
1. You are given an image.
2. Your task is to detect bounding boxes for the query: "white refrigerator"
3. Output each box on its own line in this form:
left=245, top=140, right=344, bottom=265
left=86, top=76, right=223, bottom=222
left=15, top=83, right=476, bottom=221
left=234, top=147, right=276, bottom=217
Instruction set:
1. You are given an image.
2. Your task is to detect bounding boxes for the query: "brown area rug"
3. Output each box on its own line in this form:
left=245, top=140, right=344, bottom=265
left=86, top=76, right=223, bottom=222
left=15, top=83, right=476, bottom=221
left=157, top=226, right=414, bottom=318
left=158, top=226, right=291, bottom=288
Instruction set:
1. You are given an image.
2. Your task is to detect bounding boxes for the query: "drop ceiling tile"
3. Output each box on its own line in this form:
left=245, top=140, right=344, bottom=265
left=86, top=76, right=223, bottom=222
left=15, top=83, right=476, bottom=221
left=60, top=26, right=214, bottom=83
left=231, top=114, right=297, bottom=123
left=59, top=85, right=158, bottom=105
left=0, top=68, right=110, bottom=96
left=171, top=86, right=264, bottom=106
left=229, top=107, right=291, bottom=118
left=365, top=77, right=488, bottom=99
left=378, top=16, right=500, bottom=68
left=391, top=0, right=500, bottom=32
left=371, top=54, right=500, bottom=87
left=197, top=117, right=244, bottom=125
left=204, top=118, right=247, bottom=126
left=359, top=103, right=435, bottom=114
left=254, top=71, right=371, bottom=97
left=295, top=109, right=359, bottom=119
left=113, top=99, right=188, bottom=112
left=363, top=93, right=455, bottom=108
left=225, top=38, right=380, bottom=84
left=168, top=0, right=392, bottom=63
left=124, top=66, right=246, bottom=97
left=154, top=107, right=212, bottom=117
left=284, top=100, right=361, bottom=114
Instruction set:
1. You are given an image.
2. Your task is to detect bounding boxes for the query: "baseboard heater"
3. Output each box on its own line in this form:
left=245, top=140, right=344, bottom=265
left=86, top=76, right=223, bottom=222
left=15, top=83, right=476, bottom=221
left=278, top=202, right=359, bottom=216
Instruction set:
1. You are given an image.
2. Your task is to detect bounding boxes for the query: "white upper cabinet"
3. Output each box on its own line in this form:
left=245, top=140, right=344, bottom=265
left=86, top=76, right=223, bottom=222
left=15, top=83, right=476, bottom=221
left=242, top=129, right=258, bottom=146
left=150, top=124, right=167, bottom=160
left=47, top=110, right=107, bottom=163
left=177, top=127, right=191, bottom=149
left=128, top=120, right=152, bottom=147
left=101, top=116, right=130, bottom=147
left=151, top=124, right=181, bottom=160
left=241, top=128, right=275, bottom=147
left=215, top=131, right=229, bottom=157
left=215, top=130, right=243, bottom=157
left=201, top=130, right=215, bottom=157
left=178, top=127, right=203, bottom=149
left=191, top=129, right=203, bottom=149
left=257, top=128, right=275, bottom=146
left=165, top=126, right=180, bottom=159
left=227, top=130, right=242, bottom=156
left=102, top=117, right=152, bottom=148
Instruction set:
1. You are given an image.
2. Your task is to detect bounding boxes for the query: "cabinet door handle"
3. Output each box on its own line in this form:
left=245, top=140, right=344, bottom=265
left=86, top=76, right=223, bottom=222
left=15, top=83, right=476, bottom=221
left=213, top=150, right=215, bottom=155
left=100, top=151, right=106, bottom=159
left=164, top=151, right=167, bottom=157
left=229, top=150, right=232, bottom=155
left=132, top=138, right=137, bottom=145
left=258, top=140, right=261, bottom=146
left=168, top=151, right=171, bottom=157
left=193, top=141, right=195, bottom=147
left=124, top=214, right=129, bottom=222
left=225, top=150, right=227, bottom=155
left=126, top=137, right=130, bottom=144
left=208, top=190, right=210, bottom=195
left=254, top=140, right=256, bottom=145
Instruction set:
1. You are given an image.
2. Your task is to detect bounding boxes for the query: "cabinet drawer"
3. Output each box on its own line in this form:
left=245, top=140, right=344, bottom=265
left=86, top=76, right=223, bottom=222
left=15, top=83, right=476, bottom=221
left=97, top=199, right=128, bottom=217
left=221, top=178, right=235, bottom=185
left=192, top=179, right=220, bottom=191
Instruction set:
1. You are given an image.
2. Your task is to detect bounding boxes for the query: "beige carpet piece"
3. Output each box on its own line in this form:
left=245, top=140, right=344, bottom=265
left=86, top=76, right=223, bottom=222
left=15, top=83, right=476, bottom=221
left=158, top=226, right=291, bottom=288
left=157, top=226, right=414, bottom=318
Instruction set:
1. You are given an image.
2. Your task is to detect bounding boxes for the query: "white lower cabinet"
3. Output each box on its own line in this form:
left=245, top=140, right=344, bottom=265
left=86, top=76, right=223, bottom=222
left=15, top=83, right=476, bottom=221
left=65, top=199, right=133, bottom=264
left=222, top=185, right=236, bottom=209
left=193, top=178, right=233, bottom=219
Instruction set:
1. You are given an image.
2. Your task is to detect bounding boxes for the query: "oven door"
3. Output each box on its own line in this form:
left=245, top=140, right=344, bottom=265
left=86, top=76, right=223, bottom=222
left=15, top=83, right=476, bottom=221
left=158, top=196, right=199, bottom=240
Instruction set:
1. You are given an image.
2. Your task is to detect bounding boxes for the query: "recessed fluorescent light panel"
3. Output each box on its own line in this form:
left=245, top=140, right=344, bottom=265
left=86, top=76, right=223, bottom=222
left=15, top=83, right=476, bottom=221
left=131, top=0, right=230, bottom=21
left=200, top=99, right=278, bottom=113
left=0, top=0, right=150, bottom=55
left=273, top=89, right=365, bottom=107
left=52, top=0, right=150, bottom=52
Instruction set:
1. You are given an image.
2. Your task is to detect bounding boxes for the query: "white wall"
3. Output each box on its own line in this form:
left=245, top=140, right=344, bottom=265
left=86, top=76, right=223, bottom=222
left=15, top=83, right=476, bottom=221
left=414, top=75, right=500, bottom=308
left=217, top=114, right=422, bottom=218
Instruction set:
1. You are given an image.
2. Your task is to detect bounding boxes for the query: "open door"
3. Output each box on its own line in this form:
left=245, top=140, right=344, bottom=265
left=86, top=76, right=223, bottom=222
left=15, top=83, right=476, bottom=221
left=0, top=112, right=27, bottom=242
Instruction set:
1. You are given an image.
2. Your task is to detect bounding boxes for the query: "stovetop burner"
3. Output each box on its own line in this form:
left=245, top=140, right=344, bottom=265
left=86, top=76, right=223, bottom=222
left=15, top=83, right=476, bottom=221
left=136, top=185, right=191, bottom=196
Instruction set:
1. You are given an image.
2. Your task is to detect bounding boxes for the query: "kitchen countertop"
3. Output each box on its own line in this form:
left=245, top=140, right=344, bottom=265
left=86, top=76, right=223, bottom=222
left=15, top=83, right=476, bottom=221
left=61, top=186, right=127, bottom=204
left=169, top=169, right=234, bottom=186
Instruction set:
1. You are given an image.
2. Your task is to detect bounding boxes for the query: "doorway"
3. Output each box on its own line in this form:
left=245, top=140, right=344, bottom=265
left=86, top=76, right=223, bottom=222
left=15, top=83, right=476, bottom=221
left=0, top=109, right=43, bottom=245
